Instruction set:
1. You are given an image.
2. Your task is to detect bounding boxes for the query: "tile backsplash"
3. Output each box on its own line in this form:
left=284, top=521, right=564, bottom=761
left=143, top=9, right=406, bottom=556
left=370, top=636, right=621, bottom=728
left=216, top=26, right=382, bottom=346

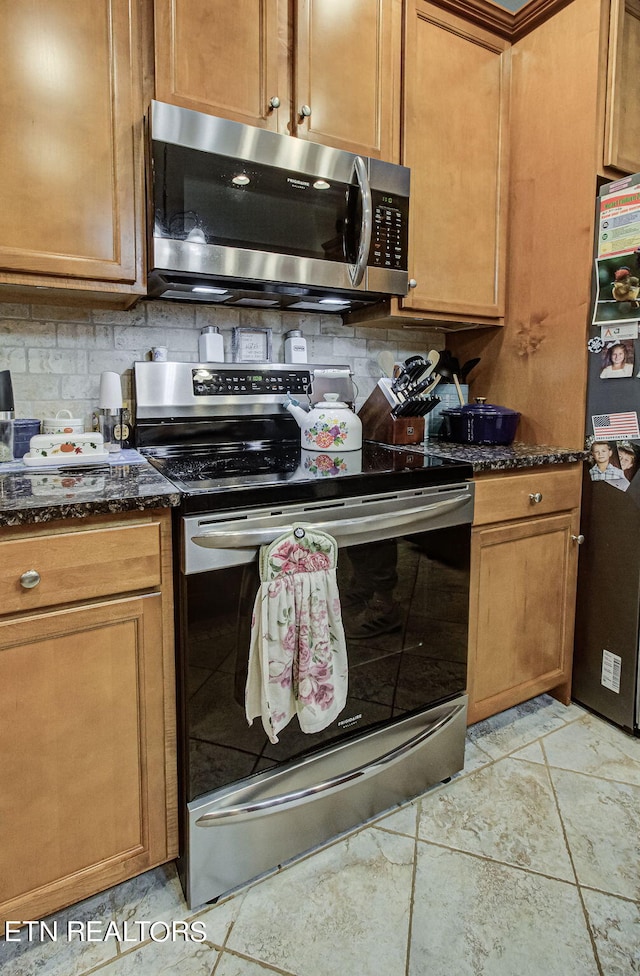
left=0, top=301, right=444, bottom=428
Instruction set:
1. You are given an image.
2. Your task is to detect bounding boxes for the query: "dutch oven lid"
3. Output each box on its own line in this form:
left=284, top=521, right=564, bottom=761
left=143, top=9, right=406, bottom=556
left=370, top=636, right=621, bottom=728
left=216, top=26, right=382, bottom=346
left=442, top=397, right=520, bottom=418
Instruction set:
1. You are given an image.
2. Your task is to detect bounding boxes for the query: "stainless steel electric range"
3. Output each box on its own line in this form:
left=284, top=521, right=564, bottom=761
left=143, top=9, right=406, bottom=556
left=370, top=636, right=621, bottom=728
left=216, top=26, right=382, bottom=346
left=134, top=360, right=474, bottom=909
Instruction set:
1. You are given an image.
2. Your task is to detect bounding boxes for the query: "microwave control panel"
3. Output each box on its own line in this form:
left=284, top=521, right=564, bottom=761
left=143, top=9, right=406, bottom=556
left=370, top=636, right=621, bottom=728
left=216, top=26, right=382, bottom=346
left=370, top=189, right=409, bottom=271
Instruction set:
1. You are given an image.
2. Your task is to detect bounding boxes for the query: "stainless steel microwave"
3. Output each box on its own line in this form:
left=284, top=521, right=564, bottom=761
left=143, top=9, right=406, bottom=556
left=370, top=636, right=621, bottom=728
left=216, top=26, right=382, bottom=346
left=147, top=100, right=410, bottom=313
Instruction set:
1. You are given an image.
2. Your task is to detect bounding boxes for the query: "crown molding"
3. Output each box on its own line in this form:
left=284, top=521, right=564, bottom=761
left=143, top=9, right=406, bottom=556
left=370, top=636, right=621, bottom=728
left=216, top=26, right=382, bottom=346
left=424, top=0, right=575, bottom=41
left=512, top=0, right=576, bottom=38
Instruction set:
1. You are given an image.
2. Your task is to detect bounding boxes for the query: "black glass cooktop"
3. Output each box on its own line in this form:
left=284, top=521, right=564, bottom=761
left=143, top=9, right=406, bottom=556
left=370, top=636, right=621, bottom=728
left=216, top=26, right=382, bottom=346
left=141, top=440, right=473, bottom=515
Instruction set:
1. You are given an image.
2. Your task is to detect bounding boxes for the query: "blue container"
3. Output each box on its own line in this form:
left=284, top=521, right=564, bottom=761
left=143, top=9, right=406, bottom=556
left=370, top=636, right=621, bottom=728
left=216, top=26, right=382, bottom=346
left=13, top=419, right=41, bottom=458
left=441, top=401, right=520, bottom=446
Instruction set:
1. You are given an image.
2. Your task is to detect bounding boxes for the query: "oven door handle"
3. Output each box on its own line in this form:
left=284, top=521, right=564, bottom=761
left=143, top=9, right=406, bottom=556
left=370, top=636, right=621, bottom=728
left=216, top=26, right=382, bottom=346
left=194, top=700, right=464, bottom=826
left=192, top=493, right=470, bottom=549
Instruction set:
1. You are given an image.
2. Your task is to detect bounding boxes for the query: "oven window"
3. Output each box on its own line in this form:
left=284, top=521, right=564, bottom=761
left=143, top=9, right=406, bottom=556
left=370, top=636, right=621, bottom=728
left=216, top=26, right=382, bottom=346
left=153, top=141, right=353, bottom=263
left=183, top=525, right=470, bottom=802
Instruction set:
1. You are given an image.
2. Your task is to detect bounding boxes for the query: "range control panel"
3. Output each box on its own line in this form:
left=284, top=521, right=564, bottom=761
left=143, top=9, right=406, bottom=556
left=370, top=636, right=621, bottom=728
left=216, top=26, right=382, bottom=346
left=192, top=367, right=311, bottom=396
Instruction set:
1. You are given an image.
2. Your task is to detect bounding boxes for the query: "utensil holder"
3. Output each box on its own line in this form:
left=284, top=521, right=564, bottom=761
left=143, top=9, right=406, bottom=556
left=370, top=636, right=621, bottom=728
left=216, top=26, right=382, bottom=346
left=358, top=384, right=425, bottom=446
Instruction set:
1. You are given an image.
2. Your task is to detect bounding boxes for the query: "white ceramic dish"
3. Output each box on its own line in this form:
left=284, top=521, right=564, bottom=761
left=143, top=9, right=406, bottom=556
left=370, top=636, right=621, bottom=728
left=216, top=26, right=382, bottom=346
left=23, top=452, right=110, bottom=467
left=28, top=431, right=104, bottom=459
left=29, top=473, right=106, bottom=495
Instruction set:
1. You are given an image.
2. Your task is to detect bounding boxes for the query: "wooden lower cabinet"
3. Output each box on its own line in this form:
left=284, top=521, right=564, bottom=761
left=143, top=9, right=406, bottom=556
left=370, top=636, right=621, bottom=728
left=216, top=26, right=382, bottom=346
left=466, top=467, right=582, bottom=725
left=0, top=512, right=177, bottom=927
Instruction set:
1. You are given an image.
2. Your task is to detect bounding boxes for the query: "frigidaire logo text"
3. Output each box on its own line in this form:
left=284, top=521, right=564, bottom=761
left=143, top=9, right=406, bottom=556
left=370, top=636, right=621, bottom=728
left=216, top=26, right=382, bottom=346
left=287, top=178, right=310, bottom=188
left=338, top=713, right=362, bottom=728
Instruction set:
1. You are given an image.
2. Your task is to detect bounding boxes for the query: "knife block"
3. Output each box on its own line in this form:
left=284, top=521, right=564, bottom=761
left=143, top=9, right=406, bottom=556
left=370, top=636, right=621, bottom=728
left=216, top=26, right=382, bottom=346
left=358, top=384, right=425, bottom=446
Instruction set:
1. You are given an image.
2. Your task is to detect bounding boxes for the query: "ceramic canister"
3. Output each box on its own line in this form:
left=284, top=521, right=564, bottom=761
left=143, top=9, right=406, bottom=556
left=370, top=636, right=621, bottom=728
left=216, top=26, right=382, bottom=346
left=42, top=409, right=84, bottom=435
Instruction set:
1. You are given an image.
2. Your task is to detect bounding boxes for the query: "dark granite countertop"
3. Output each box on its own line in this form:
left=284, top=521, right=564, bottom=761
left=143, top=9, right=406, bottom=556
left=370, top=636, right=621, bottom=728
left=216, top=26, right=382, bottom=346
left=0, top=450, right=180, bottom=527
left=408, top=440, right=589, bottom=472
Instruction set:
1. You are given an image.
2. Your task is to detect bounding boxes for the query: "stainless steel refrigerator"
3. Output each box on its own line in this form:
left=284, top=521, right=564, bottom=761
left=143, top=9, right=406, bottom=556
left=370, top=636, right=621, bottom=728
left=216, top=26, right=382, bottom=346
left=573, top=173, right=640, bottom=737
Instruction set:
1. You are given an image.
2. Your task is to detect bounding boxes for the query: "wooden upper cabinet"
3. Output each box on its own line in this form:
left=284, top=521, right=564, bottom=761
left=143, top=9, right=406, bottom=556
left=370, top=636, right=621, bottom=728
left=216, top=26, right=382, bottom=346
left=292, top=0, right=401, bottom=160
left=603, top=0, right=640, bottom=174
left=154, top=0, right=283, bottom=130
left=400, top=1, right=510, bottom=323
left=154, top=0, right=401, bottom=161
left=0, top=0, right=144, bottom=291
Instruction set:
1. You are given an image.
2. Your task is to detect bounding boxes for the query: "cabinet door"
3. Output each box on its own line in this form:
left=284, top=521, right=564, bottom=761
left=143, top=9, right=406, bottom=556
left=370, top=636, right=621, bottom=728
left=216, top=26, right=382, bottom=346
left=154, top=0, right=283, bottom=129
left=467, top=511, right=580, bottom=725
left=603, top=0, right=640, bottom=173
left=0, top=0, right=142, bottom=284
left=0, top=594, right=174, bottom=925
left=401, top=2, right=510, bottom=321
left=292, top=0, right=401, bottom=160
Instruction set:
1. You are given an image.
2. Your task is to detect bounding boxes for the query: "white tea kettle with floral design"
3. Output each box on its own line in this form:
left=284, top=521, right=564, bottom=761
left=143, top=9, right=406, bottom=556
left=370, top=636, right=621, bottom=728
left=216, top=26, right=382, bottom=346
left=283, top=393, right=362, bottom=451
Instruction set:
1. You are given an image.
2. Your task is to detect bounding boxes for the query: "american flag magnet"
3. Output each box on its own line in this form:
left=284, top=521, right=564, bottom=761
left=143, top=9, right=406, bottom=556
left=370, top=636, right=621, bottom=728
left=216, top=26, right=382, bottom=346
left=592, top=412, right=640, bottom=439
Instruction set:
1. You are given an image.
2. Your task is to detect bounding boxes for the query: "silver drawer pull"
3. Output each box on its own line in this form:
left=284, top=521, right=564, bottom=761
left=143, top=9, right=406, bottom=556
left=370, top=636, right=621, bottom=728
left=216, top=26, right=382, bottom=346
left=195, top=701, right=465, bottom=825
left=20, top=569, right=41, bottom=589
left=571, top=534, right=585, bottom=545
left=529, top=492, right=543, bottom=504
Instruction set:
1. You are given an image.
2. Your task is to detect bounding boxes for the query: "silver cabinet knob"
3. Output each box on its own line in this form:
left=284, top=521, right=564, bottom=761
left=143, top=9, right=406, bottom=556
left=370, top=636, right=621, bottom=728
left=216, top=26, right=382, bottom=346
left=268, top=95, right=280, bottom=110
left=529, top=492, right=543, bottom=504
left=408, top=278, right=417, bottom=289
left=20, top=569, right=41, bottom=589
left=299, top=104, right=312, bottom=118
left=571, top=534, right=585, bottom=545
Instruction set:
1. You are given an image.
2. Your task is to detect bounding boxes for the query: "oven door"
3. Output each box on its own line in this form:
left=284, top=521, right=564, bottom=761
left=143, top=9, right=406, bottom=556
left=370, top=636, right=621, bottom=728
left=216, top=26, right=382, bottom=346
left=179, top=481, right=473, bottom=906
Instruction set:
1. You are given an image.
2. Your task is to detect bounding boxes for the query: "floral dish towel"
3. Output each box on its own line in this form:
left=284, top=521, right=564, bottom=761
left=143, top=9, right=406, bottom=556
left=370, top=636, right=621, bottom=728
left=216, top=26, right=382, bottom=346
left=245, top=524, right=348, bottom=744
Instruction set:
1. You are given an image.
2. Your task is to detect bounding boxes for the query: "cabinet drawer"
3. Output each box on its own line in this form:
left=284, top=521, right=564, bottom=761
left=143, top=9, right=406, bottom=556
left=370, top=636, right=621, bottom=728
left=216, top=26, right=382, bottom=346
left=0, top=523, right=162, bottom=615
left=473, top=465, right=582, bottom=525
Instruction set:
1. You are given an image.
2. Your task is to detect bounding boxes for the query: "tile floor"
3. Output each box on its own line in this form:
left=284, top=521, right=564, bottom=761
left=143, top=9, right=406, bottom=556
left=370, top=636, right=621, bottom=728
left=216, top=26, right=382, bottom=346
left=2, top=694, right=639, bottom=976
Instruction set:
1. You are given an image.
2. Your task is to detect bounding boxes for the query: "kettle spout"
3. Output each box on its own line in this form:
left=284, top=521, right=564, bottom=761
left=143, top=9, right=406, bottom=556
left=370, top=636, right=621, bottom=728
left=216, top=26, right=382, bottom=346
left=283, top=394, right=309, bottom=427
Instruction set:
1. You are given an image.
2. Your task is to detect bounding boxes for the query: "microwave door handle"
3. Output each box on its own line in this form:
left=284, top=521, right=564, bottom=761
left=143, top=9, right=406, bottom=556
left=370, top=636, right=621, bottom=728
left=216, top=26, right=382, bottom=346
left=192, top=493, right=470, bottom=549
left=349, top=155, right=373, bottom=287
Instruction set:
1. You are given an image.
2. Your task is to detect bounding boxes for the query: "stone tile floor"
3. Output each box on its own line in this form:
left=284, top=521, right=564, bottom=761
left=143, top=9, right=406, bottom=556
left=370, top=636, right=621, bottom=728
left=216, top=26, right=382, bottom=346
left=2, top=694, right=639, bottom=975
